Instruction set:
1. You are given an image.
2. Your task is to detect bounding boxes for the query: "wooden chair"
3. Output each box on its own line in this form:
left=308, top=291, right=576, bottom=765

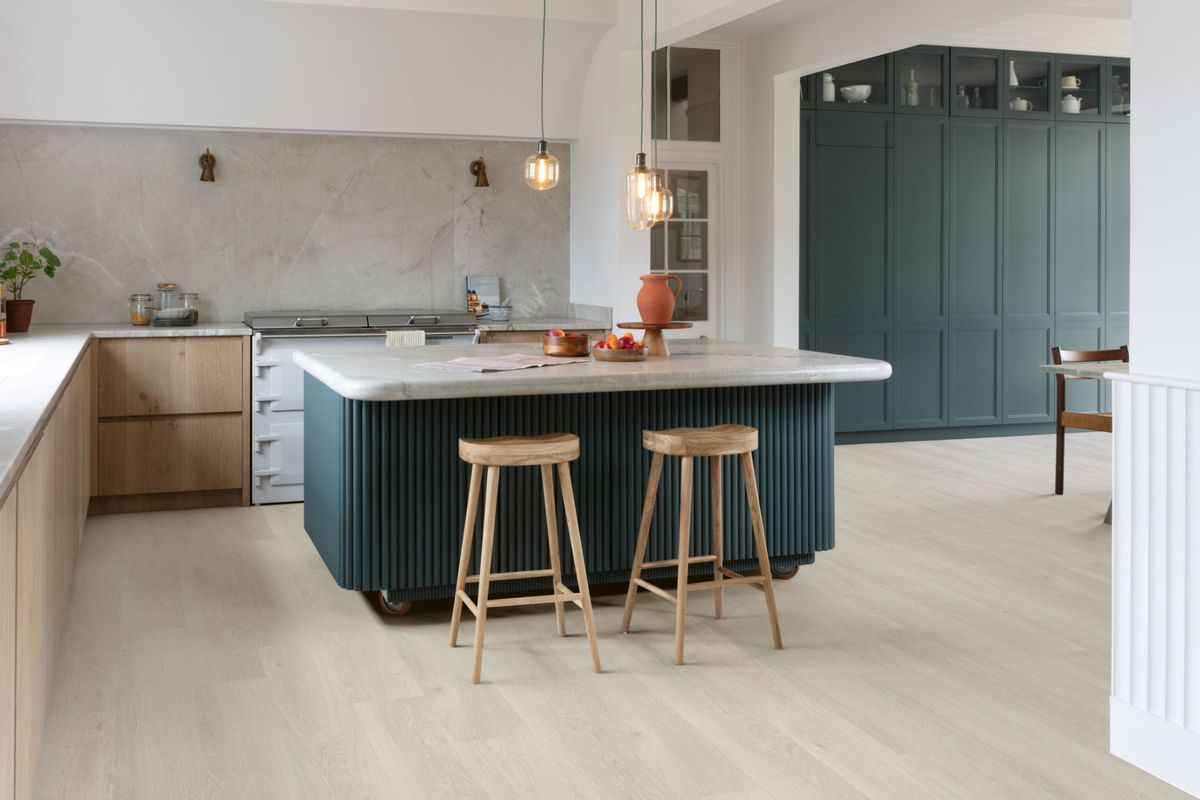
left=621, top=424, right=783, bottom=665
left=1052, top=345, right=1129, bottom=495
left=450, top=433, right=601, bottom=684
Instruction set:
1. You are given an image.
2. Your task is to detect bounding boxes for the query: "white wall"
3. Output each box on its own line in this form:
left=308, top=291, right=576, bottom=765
left=0, top=0, right=607, bottom=140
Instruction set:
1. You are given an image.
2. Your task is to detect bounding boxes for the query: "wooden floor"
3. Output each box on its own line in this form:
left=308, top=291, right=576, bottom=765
left=35, top=434, right=1189, bottom=799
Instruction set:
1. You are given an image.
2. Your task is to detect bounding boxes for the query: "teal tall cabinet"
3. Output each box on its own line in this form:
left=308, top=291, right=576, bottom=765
left=804, top=46, right=1131, bottom=441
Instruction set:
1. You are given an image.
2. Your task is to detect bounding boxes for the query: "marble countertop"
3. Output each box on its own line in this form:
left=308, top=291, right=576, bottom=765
left=295, top=339, right=893, bottom=402
left=0, top=322, right=251, bottom=504
left=475, top=317, right=609, bottom=332
left=1040, top=362, right=1129, bottom=379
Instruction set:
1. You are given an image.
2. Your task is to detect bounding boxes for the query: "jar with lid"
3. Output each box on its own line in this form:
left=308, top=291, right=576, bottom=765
left=179, top=292, right=200, bottom=324
left=156, top=281, right=178, bottom=311
left=129, top=293, right=153, bottom=326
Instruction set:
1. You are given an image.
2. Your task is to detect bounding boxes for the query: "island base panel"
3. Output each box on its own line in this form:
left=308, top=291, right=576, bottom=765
left=303, top=376, right=835, bottom=599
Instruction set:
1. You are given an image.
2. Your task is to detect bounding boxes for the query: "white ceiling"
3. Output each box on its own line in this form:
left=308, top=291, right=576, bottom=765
left=256, top=0, right=618, bottom=24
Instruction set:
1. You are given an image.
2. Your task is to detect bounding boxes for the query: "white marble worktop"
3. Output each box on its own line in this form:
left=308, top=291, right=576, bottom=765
left=295, top=339, right=893, bottom=402
left=476, top=317, right=609, bottom=332
left=0, top=323, right=250, bottom=504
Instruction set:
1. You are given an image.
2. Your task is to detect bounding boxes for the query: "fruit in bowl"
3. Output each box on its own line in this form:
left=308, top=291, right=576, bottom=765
left=543, top=329, right=589, bottom=357
left=592, top=332, right=648, bottom=361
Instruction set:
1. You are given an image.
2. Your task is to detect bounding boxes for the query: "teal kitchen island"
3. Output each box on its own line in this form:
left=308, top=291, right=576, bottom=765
left=295, top=340, right=891, bottom=611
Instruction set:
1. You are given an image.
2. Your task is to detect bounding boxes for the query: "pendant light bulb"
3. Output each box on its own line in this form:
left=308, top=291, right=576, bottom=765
left=525, top=140, right=560, bottom=191
left=645, top=169, right=673, bottom=224
left=626, top=152, right=656, bottom=230
left=526, top=0, right=559, bottom=191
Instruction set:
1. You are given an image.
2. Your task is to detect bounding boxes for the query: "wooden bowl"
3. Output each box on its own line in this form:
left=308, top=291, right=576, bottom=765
left=543, top=332, right=590, bottom=357
left=591, top=346, right=647, bottom=362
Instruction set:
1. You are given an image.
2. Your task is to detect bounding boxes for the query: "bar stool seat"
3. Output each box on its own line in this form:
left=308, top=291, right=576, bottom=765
left=623, top=423, right=783, bottom=665
left=450, top=433, right=601, bottom=684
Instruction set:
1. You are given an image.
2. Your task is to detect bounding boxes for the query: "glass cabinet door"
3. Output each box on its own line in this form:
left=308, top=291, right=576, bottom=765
left=1107, top=59, right=1131, bottom=122
left=895, top=46, right=947, bottom=113
left=800, top=73, right=816, bottom=110
left=1004, top=52, right=1053, bottom=116
left=1057, top=55, right=1103, bottom=118
left=951, top=49, right=1001, bottom=115
left=816, top=54, right=891, bottom=112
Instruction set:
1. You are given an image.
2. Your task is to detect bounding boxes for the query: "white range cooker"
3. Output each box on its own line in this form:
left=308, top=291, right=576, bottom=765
left=245, top=310, right=479, bottom=504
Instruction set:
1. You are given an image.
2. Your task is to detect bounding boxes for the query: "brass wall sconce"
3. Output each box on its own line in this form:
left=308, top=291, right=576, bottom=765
left=468, top=154, right=489, bottom=187
left=199, top=149, right=216, bottom=182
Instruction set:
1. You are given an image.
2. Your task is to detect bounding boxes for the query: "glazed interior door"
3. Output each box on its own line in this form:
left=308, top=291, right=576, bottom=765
left=650, top=163, right=722, bottom=338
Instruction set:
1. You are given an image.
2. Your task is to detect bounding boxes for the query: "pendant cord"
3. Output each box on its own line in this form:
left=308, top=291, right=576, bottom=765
left=540, top=0, right=547, bottom=143
left=639, top=0, right=645, bottom=154
left=651, top=0, right=658, bottom=167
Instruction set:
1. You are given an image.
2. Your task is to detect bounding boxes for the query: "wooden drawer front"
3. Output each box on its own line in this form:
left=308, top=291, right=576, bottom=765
left=98, top=416, right=243, bottom=496
left=481, top=329, right=608, bottom=344
left=98, top=337, right=243, bottom=417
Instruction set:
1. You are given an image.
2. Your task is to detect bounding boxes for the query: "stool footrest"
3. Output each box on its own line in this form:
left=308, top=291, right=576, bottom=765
left=456, top=589, right=479, bottom=617
left=640, top=554, right=718, bottom=571
left=486, top=591, right=581, bottom=609
left=633, top=577, right=678, bottom=603
left=686, top=575, right=766, bottom=593
left=466, top=568, right=555, bottom=584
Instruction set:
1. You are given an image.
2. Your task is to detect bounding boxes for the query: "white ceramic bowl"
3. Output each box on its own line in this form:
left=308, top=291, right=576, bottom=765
left=839, top=84, right=872, bottom=103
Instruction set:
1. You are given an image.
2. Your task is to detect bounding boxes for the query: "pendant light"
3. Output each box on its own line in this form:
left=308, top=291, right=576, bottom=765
left=625, top=0, right=657, bottom=229
left=644, top=0, right=673, bottom=224
left=525, top=0, right=559, bottom=191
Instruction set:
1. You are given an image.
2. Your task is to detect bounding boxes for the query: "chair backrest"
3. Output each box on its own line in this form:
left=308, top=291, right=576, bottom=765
left=1051, top=345, right=1130, bottom=366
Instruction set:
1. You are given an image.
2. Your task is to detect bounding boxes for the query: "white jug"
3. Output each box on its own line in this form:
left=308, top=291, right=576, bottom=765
left=1061, top=94, right=1082, bottom=114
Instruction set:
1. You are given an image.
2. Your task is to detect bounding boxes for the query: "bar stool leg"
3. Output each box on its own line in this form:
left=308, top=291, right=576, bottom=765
left=709, top=456, right=724, bottom=620
left=450, top=463, right=483, bottom=647
left=675, top=456, right=694, bottom=665
left=540, top=465, right=567, bottom=637
left=622, top=452, right=664, bottom=633
left=471, top=466, right=501, bottom=684
left=557, top=462, right=601, bottom=673
left=740, top=453, right=782, bottom=650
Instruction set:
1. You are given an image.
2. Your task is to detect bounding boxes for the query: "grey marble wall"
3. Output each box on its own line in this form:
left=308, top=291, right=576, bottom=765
left=0, top=124, right=570, bottom=322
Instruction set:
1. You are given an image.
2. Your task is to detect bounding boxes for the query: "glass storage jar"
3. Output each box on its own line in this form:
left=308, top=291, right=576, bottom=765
left=179, top=292, right=200, bottom=324
left=129, top=293, right=153, bottom=326
left=156, top=282, right=178, bottom=311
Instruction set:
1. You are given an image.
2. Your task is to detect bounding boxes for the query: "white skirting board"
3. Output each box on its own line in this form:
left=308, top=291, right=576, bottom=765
left=1111, top=372, right=1200, bottom=797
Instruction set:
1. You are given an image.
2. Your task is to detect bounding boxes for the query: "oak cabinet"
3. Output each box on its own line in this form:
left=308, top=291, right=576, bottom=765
left=93, top=336, right=249, bottom=512
left=0, top=492, right=13, bottom=800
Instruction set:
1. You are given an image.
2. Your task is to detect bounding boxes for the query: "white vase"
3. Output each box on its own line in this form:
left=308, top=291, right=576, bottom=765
left=1008, top=60, right=1019, bottom=87
left=822, top=73, right=835, bottom=103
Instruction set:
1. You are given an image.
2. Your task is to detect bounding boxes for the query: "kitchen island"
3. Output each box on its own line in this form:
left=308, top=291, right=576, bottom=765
left=295, top=340, right=891, bottom=607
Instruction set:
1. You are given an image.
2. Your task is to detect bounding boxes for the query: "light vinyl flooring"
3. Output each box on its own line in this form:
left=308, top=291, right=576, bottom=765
left=35, top=434, right=1189, bottom=799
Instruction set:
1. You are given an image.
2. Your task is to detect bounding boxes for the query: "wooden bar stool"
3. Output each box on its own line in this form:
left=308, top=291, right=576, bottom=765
left=621, top=424, right=783, bottom=664
left=450, top=433, right=601, bottom=684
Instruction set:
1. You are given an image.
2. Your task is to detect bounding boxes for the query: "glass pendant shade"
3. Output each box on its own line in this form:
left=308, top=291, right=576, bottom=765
left=626, top=153, right=656, bottom=230
left=645, top=169, right=673, bottom=223
left=524, top=140, right=560, bottom=191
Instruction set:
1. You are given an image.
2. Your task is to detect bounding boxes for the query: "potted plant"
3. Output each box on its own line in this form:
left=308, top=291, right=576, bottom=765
left=1, top=239, right=61, bottom=332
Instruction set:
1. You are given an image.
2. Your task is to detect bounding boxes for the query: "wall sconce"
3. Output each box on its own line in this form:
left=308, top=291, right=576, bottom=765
left=199, top=149, right=216, bottom=182
left=468, top=154, right=489, bottom=188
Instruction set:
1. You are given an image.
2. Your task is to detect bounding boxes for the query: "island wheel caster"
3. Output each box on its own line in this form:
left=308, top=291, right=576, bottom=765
left=374, top=590, right=413, bottom=616
left=771, top=565, right=800, bottom=581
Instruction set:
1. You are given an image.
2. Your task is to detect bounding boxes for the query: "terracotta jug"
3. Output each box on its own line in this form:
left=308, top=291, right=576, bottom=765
left=637, top=273, right=682, bottom=325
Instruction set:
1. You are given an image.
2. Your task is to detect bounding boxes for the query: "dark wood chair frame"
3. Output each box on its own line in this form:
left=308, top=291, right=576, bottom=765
left=1051, top=344, right=1130, bottom=496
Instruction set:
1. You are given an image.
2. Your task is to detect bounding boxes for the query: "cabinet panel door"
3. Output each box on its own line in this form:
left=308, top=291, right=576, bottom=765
left=1057, top=324, right=1104, bottom=413
left=894, top=326, right=947, bottom=428
left=950, top=326, right=1001, bottom=425
left=895, top=116, right=947, bottom=321
left=950, top=119, right=1002, bottom=319
left=98, top=415, right=244, bottom=496
left=1004, top=120, right=1054, bottom=319
left=1055, top=123, right=1104, bottom=321
left=0, top=491, right=13, bottom=800
left=817, top=329, right=891, bottom=431
left=98, top=337, right=244, bottom=417
left=1106, top=124, right=1130, bottom=317
left=800, top=113, right=815, bottom=323
left=814, top=146, right=890, bottom=322
left=1004, top=325, right=1053, bottom=422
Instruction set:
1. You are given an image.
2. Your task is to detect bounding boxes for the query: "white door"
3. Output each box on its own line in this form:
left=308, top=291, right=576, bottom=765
left=650, top=164, right=722, bottom=338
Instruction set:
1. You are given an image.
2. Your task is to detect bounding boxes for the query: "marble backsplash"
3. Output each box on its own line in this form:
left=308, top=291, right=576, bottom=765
left=0, top=124, right=570, bottom=322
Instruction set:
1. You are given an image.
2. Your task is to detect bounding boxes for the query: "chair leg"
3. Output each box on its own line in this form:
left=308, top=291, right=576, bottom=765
left=710, top=456, right=724, bottom=620
left=1055, top=421, right=1065, bottom=495
left=471, top=466, right=501, bottom=685
left=558, top=462, right=601, bottom=673
left=540, top=464, right=567, bottom=637
left=622, top=452, right=664, bottom=634
left=450, top=463, right=483, bottom=647
left=675, top=456, right=694, bottom=665
left=740, top=453, right=782, bottom=651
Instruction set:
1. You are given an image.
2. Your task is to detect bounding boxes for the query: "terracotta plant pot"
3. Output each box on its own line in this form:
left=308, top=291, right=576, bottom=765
left=636, top=273, right=682, bottom=325
left=4, top=299, right=34, bottom=333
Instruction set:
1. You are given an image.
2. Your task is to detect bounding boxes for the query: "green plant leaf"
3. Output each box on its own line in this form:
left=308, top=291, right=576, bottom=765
left=6, top=242, right=18, bottom=249
left=18, top=250, right=33, bottom=266
left=40, top=248, right=61, bottom=268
